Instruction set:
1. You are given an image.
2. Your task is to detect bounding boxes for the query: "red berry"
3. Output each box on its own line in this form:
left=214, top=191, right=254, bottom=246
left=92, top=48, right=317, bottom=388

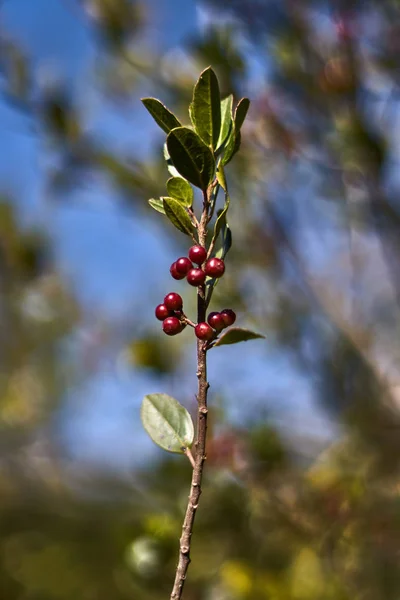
left=175, top=257, right=193, bottom=275
left=220, top=309, right=236, bottom=327
left=188, top=245, right=207, bottom=265
left=187, top=268, right=206, bottom=287
left=204, top=257, right=225, bottom=278
left=163, top=316, right=182, bottom=336
left=170, top=262, right=186, bottom=280
left=207, top=311, right=225, bottom=332
left=195, top=322, right=214, bottom=341
left=155, top=304, right=171, bottom=321
left=164, top=292, right=183, bottom=311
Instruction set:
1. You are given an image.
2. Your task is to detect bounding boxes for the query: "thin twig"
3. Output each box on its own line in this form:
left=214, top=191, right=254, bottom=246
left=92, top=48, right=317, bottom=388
left=184, top=447, right=196, bottom=468
left=170, top=188, right=210, bottom=600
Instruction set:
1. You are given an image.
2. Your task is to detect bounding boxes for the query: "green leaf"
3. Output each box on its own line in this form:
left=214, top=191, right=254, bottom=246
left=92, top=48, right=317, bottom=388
left=166, top=177, right=194, bottom=207
left=167, top=127, right=215, bottom=190
left=141, top=98, right=181, bottom=134
left=213, top=194, right=230, bottom=241
left=215, top=223, right=232, bottom=260
left=216, top=163, right=227, bottom=191
left=163, top=197, right=194, bottom=236
left=222, top=129, right=241, bottom=166
left=190, top=67, right=221, bottom=149
left=217, top=94, right=233, bottom=150
left=148, top=198, right=165, bottom=214
left=141, top=393, right=194, bottom=453
left=234, top=97, right=250, bottom=131
left=213, top=328, right=265, bottom=347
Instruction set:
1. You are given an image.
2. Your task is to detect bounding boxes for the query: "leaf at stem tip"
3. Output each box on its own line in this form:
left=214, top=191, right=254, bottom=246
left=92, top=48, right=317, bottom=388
left=190, top=66, right=221, bottom=150
left=217, top=94, right=233, bottom=150
left=166, top=177, right=194, bottom=207
left=141, top=98, right=181, bottom=134
left=234, top=98, right=250, bottom=131
left=163, top=197, right=194, bottom=236
left=141, top=393, right=194, bottom=453
left=167, top=127, right=215, bottom=190
left=148, top=198, right=165, bottom=214
left=213, top=328, right=265, bottom=347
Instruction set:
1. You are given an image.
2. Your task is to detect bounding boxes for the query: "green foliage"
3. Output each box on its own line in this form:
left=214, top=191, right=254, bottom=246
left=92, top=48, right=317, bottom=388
left=148, top=197, right=166, bottom=214
left=141, top=98, right=182, bottom=134
left=166, top=126, right=215, bottom=190
left=141, top=393, right=194, bottom=453
left=217, top=94, right=234, bottom=150
left=213, top=327, right=265, bottom=347
left=162, top=197, right=194, bottom=236
left=190, top=66, right=221, bottom=150
left=166, top=177, right=194, bottom=207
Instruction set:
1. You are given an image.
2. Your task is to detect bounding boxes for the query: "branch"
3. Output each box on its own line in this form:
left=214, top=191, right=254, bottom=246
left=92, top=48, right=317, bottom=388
left=170, top=190, right=210, bottom=600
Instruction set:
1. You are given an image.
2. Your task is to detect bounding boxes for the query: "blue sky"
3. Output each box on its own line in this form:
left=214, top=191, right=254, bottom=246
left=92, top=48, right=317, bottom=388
left=0, top=0, right=337, bottom=471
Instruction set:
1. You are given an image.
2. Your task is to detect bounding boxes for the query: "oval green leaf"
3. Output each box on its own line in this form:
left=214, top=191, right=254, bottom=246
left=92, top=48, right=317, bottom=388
left=213, top=327, right=265, bottom=347
left=190, top=66, right=221, bottom=149
left=167, top=127, right=215, bottom=190
left=163, top=197, right=194, bottom=236
left=217, top=94, right=233, bottom=150
left=141, top=98, right=181, bottom=134
left=235, top=97, right=250, bottom=131
left=166, top=177, right=194, bottom=207
left=141, top=393, right=194, bottom=453
left=222, top=128, right=241, bottom=166
left=148, top=198, right=165, bottom=214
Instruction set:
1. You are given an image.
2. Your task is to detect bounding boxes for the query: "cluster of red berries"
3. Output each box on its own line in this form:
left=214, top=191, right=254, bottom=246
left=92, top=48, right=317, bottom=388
left=155, top=245, right=236, bottom=341
left=170, top=245, right=225, bottom=286
left=155, top=292, right=186, bottom=336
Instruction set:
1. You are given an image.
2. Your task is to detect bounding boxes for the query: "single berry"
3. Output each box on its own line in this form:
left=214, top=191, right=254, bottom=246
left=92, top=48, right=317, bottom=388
left=204, top=257, right=225, bottom=278
left=170, top=262, right=186, bottom=280
left=207, top=311, right=225, bottom=332
left=220, top=308, right=236, bottom=327
left=155, top=304, right=171, bottom=321
left=188, top=245, right=207, bottom=265
left=163, top=316, right=182, bottom=336
left=187, top=268, right=206, bottom=287
left=164, top=292, right=183, bottom=312
left=175, top=257, right=193, bottom=275
left=195, top=322, right=214, bottom=341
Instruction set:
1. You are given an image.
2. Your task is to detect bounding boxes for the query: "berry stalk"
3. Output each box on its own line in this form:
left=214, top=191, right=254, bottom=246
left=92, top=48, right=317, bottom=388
left=170, top=190, right=210, bottom=600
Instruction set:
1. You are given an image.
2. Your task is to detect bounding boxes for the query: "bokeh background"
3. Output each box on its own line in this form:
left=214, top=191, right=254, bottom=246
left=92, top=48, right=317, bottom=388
left=1, top=0, right=400, bottom=598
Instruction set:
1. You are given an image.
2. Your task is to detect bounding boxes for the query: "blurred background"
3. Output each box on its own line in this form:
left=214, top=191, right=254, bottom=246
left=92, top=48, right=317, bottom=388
left=1, top=0, right=400, bottom=598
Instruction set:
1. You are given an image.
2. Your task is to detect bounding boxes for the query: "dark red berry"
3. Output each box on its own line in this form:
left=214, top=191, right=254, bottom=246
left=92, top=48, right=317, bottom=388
left=155, top=304, right=171, bottom=321
left=220, top=309, right=236, bottom=327
left=170, top=262, right=186, bottom=280
left=187, top=268, right=206, bottom=287
left=207, top=311, right=225, bottom=332
left=175, top=257, right=193, bottom=275
left=188, top=245, right=207, bottom=265
left=164, top=292, right=183, bottom=311
left=163, top=316, right=182, bottom=336
left=204, top=257, right=225, bottom=278
left=195, top=322, right=214, bottom=341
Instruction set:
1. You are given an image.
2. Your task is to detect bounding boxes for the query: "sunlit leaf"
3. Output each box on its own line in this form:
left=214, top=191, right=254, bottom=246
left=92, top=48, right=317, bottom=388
left=234, top=97, right=250, bottom=131
left=213, top=328, right=265, bottom=347
left=166, top=177, right=193, bottom=207
left=141, top=98, right=181, bottom=134
left=190, top=66, right=221, bottom=149
left=148, top=198, right=165, bottom=214
left=217, top=94, right=233, bottom=150
left=166, top=127, right=215, bottom=190
left=141, top=393, right=194, bottom=453
left=163, top=197, right=194, bottom=236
